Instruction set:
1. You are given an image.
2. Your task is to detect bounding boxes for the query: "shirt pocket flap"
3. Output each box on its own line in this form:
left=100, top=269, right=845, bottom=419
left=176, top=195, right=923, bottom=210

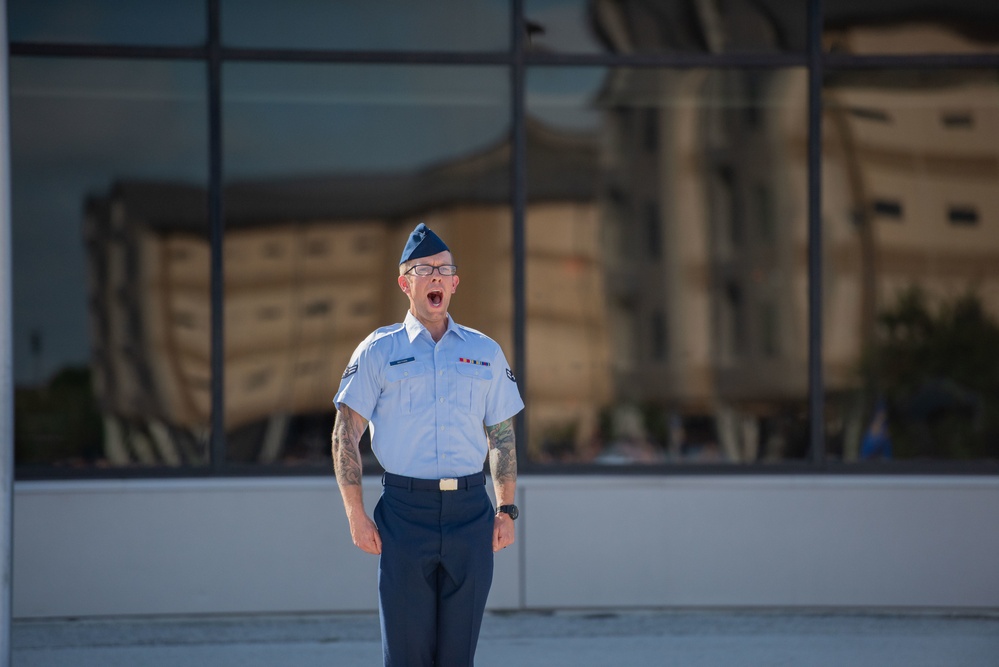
left=385, top=361, right=426, bottom=382
left=455, top=363, right=493, bottom=381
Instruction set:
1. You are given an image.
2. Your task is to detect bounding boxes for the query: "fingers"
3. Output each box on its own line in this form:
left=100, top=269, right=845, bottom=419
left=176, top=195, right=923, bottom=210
left=351, top=520, right=381, bottom=555
left=492, top=524, right=515, bottom=552
left=356, top=531, right=381, bottom=555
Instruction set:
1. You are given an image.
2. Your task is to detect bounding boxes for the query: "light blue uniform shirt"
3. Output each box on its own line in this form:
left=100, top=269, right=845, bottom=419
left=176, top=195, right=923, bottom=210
left=335, top=311, right=525, bottom=479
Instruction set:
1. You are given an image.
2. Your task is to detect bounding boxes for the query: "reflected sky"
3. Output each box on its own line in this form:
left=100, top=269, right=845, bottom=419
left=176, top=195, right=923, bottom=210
left=8, top=0, right=206, bottom=45
left=224, top=64, right=510, bottom=178
left=222, top=0, right=509, bottom=51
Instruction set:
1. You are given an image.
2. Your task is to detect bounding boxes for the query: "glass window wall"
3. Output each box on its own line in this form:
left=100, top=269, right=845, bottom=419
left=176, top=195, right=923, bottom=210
left=221, top=0, right=509, bottom=51
left=10, top=58, right=210, bottom=469
left=221, top=63, right=510, bottom=466
left=524, top=0, right=807, bottom=54
left=526, top=66, right=811, bottom=465
left=822, top=68, right=999, bottom=461
left=7, top=1, right=999, bottom=476
left=825, top=0, right=999, bottom=55
left=8, top=0, right=206, bottom=46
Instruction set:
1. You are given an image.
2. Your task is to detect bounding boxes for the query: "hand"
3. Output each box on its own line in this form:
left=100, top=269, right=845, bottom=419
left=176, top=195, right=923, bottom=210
left=492, top=513, right=515, bottom=552
left=348, top=512, right=382, bottom=555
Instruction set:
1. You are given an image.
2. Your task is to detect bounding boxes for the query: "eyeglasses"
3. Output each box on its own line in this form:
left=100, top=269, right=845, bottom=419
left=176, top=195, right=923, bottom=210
left=405, top=264, right=458, bottom=277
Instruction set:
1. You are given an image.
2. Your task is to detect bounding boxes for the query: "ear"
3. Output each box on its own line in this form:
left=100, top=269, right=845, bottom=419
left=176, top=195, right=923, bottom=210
left=451, top=274, right=459, bottom=292
left=398, top=274, right=409, bottom=293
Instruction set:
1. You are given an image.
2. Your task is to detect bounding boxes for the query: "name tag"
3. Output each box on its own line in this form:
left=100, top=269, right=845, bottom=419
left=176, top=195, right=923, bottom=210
left=389, top=357, right=416, bottom=366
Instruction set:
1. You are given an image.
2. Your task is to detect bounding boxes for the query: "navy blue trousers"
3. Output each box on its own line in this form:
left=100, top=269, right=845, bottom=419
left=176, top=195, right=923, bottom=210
left=374, top=477, right=495, bottom=667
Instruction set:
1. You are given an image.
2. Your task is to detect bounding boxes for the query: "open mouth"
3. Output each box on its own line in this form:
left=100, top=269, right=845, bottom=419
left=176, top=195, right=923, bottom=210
left=428, top=289, right=443, bottom=307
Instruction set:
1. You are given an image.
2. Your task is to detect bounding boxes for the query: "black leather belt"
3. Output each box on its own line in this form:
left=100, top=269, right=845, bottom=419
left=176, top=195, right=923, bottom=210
left=382, top=471, right=486, bottom=492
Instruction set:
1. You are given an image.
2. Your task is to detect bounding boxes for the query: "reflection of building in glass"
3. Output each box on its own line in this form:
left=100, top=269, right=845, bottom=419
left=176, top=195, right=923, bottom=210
left=548, top=2, right=999, bottom=464
left=539, top=2, right=815, bottom=465
left=85, top=184, right=212, bottom=465
left=84, top=121, right=603, bottom=465
left=581, top=67, right=810, bottom=464
left=823, top=69, right=999, bottom=459
left=76, top=5, right=999, bottom=468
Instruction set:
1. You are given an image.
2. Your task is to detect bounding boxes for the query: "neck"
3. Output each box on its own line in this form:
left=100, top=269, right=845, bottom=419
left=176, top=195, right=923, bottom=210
left=413, top=310, right=448, bottom=343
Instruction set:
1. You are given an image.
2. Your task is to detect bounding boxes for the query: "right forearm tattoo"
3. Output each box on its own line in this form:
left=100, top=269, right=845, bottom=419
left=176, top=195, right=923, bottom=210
left=486, top=418, right=517, bottom=485
left=332, top=405, right=365, bottom=487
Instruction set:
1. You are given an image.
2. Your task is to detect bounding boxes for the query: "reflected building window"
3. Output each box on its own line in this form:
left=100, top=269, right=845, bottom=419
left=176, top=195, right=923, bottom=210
left=872, top=199, right=903, bottom=220
left=948, top=205, right=979, bottom=226
left=941, top=111, right=974, bottom=129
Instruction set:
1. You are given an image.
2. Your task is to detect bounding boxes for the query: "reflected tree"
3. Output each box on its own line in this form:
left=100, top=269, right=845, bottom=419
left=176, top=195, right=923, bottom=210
left=862, top=287, right=999, bottom=460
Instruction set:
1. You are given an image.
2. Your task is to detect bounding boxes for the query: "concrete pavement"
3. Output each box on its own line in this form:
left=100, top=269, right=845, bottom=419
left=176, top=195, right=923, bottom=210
left=12, top=608, right=999, bottom=666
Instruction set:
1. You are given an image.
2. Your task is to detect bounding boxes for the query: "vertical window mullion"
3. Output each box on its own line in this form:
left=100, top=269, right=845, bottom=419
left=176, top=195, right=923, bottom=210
left=807, top=0, right=825, bottom=464
left=208, top=0, right=225, bottom=472
left=511, top=0, right=527, bottom=469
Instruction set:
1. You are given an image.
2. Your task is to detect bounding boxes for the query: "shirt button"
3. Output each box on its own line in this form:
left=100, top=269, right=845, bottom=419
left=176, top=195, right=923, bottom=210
left=440, top=425, right=446, bottom=431
left=439, top=397, right=445, bottom=404
left=439, top=370, right=444, bottom=376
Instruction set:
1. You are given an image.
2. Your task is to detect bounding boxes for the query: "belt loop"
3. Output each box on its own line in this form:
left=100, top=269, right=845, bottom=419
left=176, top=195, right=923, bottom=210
left=407, top=476, right=413, bottom=492
left=381, top=472, right=386, bottom=487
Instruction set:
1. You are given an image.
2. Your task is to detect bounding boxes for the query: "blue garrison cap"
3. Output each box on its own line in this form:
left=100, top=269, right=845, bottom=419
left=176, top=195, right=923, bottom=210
left=400, top=223, right=449, bottom=264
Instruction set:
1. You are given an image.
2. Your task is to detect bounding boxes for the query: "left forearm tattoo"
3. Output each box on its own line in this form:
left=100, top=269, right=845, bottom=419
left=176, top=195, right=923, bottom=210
left=332, top=405, right=366, bottom=487
left=486, top=418, right=517, bottom=484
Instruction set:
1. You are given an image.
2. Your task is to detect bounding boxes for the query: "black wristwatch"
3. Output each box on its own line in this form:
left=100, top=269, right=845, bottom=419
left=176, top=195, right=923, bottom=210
left=496, top=504, right=519, bottom=520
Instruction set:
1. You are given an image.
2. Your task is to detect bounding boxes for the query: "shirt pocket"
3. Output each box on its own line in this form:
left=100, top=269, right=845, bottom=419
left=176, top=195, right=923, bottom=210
left=384, top=362, right=431, bottom=414
left=455, top=363, right=492, bottom=416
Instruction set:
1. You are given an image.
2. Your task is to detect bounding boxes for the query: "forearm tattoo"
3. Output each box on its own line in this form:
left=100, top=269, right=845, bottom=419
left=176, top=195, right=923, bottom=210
left=332, top=405, right=365, bottom=487
left=486, top=418, right=517, bottom=484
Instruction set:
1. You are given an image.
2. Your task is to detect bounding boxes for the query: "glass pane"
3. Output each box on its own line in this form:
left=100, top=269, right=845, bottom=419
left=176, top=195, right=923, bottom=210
left=222, top=0, right=509, bottom=51
left=825, top=1, right=999, bottom=54
left=823, top=69, right=999, bottom=462
left=525, top=0, right=806, bottom=54
left=222, top=63, right=510, bottom=466
left=8, top=0, right=206, bottom=46
left=526, top=66, right=810, bottom=465
left=11, top=58, right=210, bottom=469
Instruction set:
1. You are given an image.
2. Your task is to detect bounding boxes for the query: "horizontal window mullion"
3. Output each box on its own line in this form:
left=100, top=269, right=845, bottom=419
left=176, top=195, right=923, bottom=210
left=9, top=42, right=207, bottom=60
left=825, top=52, right=999, bottom=69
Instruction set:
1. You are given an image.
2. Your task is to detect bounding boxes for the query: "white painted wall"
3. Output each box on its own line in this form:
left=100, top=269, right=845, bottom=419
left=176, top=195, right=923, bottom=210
left=11, top=475, right=999, bottom=618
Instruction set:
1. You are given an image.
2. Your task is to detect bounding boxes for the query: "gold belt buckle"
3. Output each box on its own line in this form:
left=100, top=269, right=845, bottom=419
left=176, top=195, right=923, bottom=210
left=439, top=478, right=458, bottom=491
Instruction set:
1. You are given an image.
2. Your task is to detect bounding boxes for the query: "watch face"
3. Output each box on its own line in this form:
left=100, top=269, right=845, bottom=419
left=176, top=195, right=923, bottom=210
left=502, top=505, right=519, bottom=520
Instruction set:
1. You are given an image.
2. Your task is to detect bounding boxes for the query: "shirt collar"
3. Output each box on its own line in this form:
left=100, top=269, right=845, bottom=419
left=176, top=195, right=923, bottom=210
left=403, top=311, right=466, bottom=343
